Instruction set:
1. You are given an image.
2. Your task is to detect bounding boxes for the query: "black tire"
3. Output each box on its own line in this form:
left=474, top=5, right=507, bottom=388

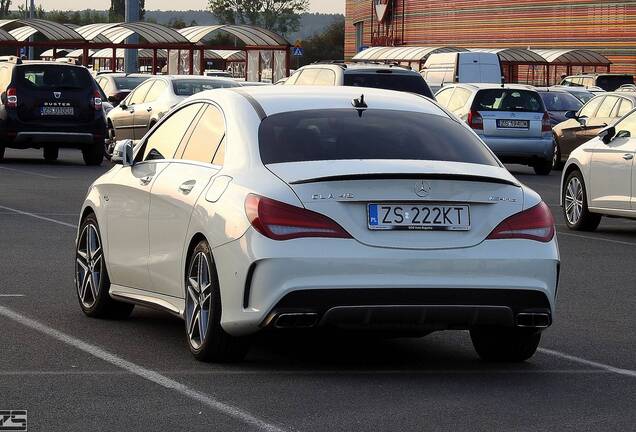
left=533, top=158, right=553, bottom=175
left=552, top=139, right=564, bottom=171
left=562, top=169, right=602, bottom=231
left=43, top=146, right=59, bottom=161
left=82, top=143, right=104, bottom=166
left=470, top=327, right=541, bottom=362
left=104, top=124, right=115, bottom=161
left=185, top=240, right=249, bottom=362
left=75, top=213, right=134, bottom=319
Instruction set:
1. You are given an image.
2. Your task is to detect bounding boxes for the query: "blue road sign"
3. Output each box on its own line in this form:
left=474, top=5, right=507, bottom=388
left=19, top=47, right=26, bottom=56
left=293, top=47, right=304, bottom=56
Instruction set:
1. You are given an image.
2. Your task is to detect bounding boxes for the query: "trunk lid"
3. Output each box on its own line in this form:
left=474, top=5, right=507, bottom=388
left=268, top=160, right=524, bottom=250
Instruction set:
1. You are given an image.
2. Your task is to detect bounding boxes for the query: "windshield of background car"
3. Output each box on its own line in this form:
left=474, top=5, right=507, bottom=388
left=539, top=91, right=582, bottom=112
left=172, top=79, right=240, bottom=96
left=16, top=65, right=91, bottom=90
left=473, top=89, right=544, bottom=112
left=113, top=76, right=149, bottom=90
left=258, top=109, right=498, bottom=166
left=572, top=91, right=595, bottom=103
left=596, top=75, right=634, bottom=91
left=343, top=73, right=434, bottom=98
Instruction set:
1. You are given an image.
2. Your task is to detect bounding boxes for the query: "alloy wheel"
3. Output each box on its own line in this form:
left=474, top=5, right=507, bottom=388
left=185, top=252, right=213, bottom=350
left=75, top=224, right=103, bottom=308
left=564, top=176, right=584, bottom=225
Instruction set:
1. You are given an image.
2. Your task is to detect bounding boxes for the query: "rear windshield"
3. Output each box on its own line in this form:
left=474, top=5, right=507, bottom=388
left=538, top=91, right=582, bottom=112
left=16, top=65, right=91, bottom=90
left=344, top=73, right=434, bottom=98
left=113, top=76, right=149, bottom=90
left=473, top=89, right=544, bottom=112
left=172, top=79, right=240, bottom=96
left=596, top=75, right=634, bottom=91
left=258, top=109, right=498, bottom=166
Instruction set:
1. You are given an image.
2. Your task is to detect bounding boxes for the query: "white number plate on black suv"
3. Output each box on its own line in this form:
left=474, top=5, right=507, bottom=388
left=368, top=204, right=470, bottom=231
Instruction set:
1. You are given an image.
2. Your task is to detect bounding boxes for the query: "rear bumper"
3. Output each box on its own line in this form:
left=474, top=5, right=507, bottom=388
left=213, top=229, right=560, bottom=336
left=2, top=115, right=106, bottom=148
left=478, top=135, right=554, bottom=162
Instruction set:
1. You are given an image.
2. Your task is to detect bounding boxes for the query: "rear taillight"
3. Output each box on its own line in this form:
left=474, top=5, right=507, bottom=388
left=487, top=202, right=555, bottom=242
left=542, top=111, right=551, bottom=132
left=245, top=194, right=351, bottom=241
left=468, top=110, right=483, bottom=130
left=6, top=87, right=17, bottom=108
left=92, top=90, right=102, bottom=110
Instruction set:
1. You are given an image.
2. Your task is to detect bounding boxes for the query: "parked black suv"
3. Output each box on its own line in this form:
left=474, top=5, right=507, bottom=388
left=0, top=57, right=106, bottom=165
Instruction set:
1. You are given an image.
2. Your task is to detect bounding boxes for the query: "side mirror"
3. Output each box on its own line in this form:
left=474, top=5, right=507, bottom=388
left=0, top=91, right=5, bottom=104
left=111, top=139, right=134, bottom=166
left=119, top=101, right=127, bottom=110
left=577, top=115, right=588, bottom=126
left=615, top=129, right=631, bottom=139
left=564, top=110, right=577, bottom=120
left=598, top=126, right=616, bottom=144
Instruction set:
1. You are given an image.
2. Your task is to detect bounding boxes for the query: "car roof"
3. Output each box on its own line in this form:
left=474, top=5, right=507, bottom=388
left=566, top=73, right=632, bottom=77
left=301, top=62, right=418, bottom=75
left=601, top=91, right=636, bottom=101
left=455, top=83, right=540, bottom=92
left=533, top=87, right=569, bottom=93
left=191, top=85, right=448, bottom=118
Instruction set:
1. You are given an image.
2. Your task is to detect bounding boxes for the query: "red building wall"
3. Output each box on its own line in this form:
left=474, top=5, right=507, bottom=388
left=345, top=0, right=636, bottom=75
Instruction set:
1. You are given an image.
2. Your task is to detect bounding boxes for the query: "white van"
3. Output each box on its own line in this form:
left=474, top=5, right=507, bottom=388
left=421, top=52, right=502, bottom=93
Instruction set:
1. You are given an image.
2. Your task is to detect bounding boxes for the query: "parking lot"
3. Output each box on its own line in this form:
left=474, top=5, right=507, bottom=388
left=0, top=148, right=634, bottom=431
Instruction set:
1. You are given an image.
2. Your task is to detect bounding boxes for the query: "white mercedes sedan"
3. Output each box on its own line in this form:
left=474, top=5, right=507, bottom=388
left=76, top=86, right=559, bottom=363
left=561, top=108, right=636, bottom=230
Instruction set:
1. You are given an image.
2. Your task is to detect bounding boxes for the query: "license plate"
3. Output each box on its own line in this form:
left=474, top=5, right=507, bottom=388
left=497, top=119, right=529, bottom=129
left=368, top=204, right=470, bottom=231
left=40, top=106, right=74, bottom=116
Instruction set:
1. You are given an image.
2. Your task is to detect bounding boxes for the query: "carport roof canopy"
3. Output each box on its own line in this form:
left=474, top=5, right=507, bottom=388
left=0, top=19, right=290, bottom=48
left=352, top=46, right=610, bottom=67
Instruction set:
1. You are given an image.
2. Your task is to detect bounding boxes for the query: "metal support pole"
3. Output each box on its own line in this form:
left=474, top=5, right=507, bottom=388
left=124, top=0, right=139, bottom=73
left=199, top=48, right=205, bottom=75
left=152, top=48, right=157, bottom=75
left=188, top=49, right=194, bottom=75
left=112, top=48, right=117, bottom=73
left=82, top=47, right=89, bottom=67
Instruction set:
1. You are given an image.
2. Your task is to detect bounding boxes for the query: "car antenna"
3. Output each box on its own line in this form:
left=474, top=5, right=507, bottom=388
left=352, top=94, right=367, bottom=117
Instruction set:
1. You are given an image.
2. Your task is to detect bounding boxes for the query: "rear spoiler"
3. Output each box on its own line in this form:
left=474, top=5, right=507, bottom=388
left=290, top=173, right=520, bottom=187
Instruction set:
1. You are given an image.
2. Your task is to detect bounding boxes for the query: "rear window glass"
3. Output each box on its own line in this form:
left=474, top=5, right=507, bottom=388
left=344, top=73, right=434, bottom=98
left=596, top=75, right=634, bottom=91
left=113, top=76, right=150, bottom=90
left=473, top=89, right=544, bottom=112
left=538, top=91, right=582, bottom=112
left=16, top=65, right=91, bottom=90
left=172, top=79, right=239, bottom=96
left=258, top=109, right=498, bottom=166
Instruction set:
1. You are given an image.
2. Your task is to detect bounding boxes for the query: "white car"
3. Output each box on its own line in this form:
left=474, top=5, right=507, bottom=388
left=76, top=86, right=559, bottom=363
left=560, top=109, right=636, bottom=230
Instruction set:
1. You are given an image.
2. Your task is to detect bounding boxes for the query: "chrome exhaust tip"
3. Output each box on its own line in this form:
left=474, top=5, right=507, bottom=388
left=274, top=313, right=319, bottom=329
left=516, top=312, right=551, bottom=328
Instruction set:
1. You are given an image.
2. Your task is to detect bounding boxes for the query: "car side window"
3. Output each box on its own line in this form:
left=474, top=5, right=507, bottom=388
left=128, top=79, right=154, bottom=105
left=285, top=71, right=301, bottom=85
left=141, top=103, right=203, bottom=162
left=314, top=69, right=336, bottom=86
left=596, top=96, right=619, bottom=118
left=212, top=136, right=226, bottom=165
left=435, top=87, right=454, bottom=107
left=179, top=105, right=226, bottom=164
left=143, top=80, right=167, bottom=103
left=616, top=99, right=633, bottom=117
left=295, top=69, right=321, bottom=85
left=448, top=88, right=471, bottom=112
left=613, top=110, right=636, bottom=136
left=579, top=96, right=603, bottom=117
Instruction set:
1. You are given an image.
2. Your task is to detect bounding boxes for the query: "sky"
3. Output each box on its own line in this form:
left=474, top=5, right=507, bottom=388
left=39, top=0, right=344, bottom=14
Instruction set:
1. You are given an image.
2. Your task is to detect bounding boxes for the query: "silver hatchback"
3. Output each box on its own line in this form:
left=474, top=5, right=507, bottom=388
left=436, top=84, right=554, bottom=175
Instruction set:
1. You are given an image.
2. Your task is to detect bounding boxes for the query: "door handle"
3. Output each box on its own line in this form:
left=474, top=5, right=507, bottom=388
left=128, top=108, right=134, bottom=114
left=139, top=175, right=153, bottom=186
left=146, top=107, right=152, bottom=112
left=179, top=180, right=196, bottom=194
left=623, top=153, right=634, bottom=160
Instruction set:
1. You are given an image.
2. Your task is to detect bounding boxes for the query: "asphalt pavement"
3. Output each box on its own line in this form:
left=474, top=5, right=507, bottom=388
left=1, top=148, right=634, bottom=432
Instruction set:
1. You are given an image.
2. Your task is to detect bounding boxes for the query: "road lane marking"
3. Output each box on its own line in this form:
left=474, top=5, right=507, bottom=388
left=539, top=348, right=636, bottom=378
left=0, top=294, right=24, bottom=297
left=0, top=166, right=59, bottom=179
left=557, top=231, right=636, bottom=247
left=0, top=205, right=77, bottom=229
left=0, top=305, right=287, bottom=432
